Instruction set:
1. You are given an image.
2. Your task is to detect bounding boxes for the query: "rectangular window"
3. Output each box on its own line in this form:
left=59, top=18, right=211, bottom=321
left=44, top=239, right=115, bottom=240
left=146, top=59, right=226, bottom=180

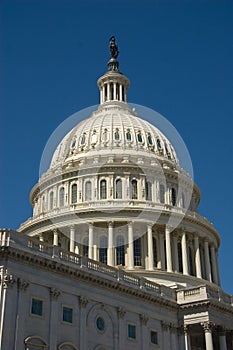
left=62, top=306, right=73, bottom=323
left=128, top=324, right=136, bottom=339
left=151, top=330, right=158, bottom=345
left=31, top=298, right=43, bottom=316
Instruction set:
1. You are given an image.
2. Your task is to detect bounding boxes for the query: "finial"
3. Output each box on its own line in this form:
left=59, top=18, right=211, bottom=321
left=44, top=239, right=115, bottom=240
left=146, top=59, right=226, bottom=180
left=109, top=36, right=119, bottom=59
left=108, top=36, right=119, bottom=71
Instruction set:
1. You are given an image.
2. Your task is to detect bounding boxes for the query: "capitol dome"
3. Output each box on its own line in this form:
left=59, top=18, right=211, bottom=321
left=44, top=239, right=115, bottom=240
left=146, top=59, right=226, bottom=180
left=19, top=38, right=220, bottom=291
left=50, top=103, right=179, bottom=170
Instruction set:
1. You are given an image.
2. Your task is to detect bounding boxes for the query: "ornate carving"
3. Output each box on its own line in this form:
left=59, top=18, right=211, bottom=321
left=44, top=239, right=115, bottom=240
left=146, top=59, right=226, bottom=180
left=140, top=314, right=148, bottom=326
left=18, top=278, right=29, bottom=291
left=161, top=321, right=170, bottom=331
left=117, top=307, right=126, bottom=319
left=183, top=324, right=189, bottom=334
left=109, top=36, right=119, bottom=59
left=202, top=322, right=213, bottom=333
left=50, top=287, right=60, bottom=299
left=3, top=271, right=15, bottom=289
left=79, top=296, right=88, bottom=308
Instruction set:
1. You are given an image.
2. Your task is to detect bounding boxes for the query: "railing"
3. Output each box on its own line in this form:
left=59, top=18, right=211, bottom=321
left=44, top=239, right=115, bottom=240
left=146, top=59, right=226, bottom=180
left=177, top=285, right=233, bottom=306
left=0, top=229, right=175, bottom=302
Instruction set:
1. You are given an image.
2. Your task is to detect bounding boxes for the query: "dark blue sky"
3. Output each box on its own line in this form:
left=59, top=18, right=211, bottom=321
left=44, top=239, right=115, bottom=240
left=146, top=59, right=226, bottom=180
left=1, top=0, right=232, bottom=294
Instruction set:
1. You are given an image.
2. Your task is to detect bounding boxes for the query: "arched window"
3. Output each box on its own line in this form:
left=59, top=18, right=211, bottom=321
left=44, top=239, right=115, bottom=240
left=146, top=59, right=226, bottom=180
left=153, top=237, right=158, bottom=267
left=134, top=237, right=141, bottom=266
left=137, top=132, right=143, bottom=143
left=181, top=192, right=185, bottom=208
left=189, top=246, right=194, bottom=276
left=100, top=179, right=107, bottom=199
left=71, top=139, right=76, bottom=148
left=24, top=336, right=48, bottom=350
left=116, top=236, right=125, bottom=265
left=110, top=83, right=114, bottom=100
left=102, top=128, right=108, bottom=142
left=58, top=342, right=78, bottom=350
left=59, top=187, right=65, bottom=207
left=156, top=138, right=162, bottom=150
left=104, top=84, right=107, bottom=101
left=49, top=191, right=54, bottom=210
left=122, top=86, right=125, bottom=101
left=116, top=83, right=119, bottom=100
left=178, top=242, right=183, bottom=273
left=145, top=181, right=152, bottom=200
left=171, top=187, right=176, bottom=206
left=114, top=129, right=120, bottom=140
left=147, top=134, right=153, bottom=145
left=71, top=184, right=77, bottom=204
left=85, top=181, right=92, bottom=201
left=164, top=142, right=169, bottom=155
left=126, top=130, right=132, bottom=141
left=80, top=133, right=86, bottom=145
left=83, top=237, right=88, bottom=257
left=115, top=179, right=122, bottom=199
left=159, top=184, right=165, bottom=204
left=99, top=236, right=107, bottom=264
left=131, top=179, right=138, bottom=199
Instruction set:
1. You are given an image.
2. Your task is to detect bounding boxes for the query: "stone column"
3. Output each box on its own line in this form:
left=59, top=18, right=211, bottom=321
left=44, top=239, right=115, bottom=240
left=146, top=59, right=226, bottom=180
left=88, top=223, right=94, bottom=259
left=159, top=233, right=165, bottom=270
left=171, top=325, right=178, bottom=350
left=203, top=322, right=214, bottom=350
left=69, top=225, right=75, bottom=253
left=119, top=84, right=122, bottom=101
left=52, top=229, right=59, bottom=257
left=113, top=82, right=117, bottom=100
left=107, top=222, right=114, bottom=266
left=216, top=252, right=221, bottom=286
left=117, top=307, right=126, bottom=350
left=194, top=236, right=202, bottom=278
left=162, top=322, right=171, bottom=349
left=14, top=279, right=29, bottom=349
left=79, top=297, right=88, bottom=350
left=210, top=245, right=218, bottom=284
left=49, top=288, right=60, bottom=350
left=181, top=229, right=189, bottom=275
left=140, top=314, right=148, bottom=350
left=184, top=325, right=191, bottom=350
left=147, top=224, right=154, bottom=271
left=53, top=229, right=58, bottom=246
left=204, top=240, right=212, bottom=282
left=165, top=225, right=173, bottom=272
left=219, top=329, right=227, bottom=350
left=173, top=234, right=179, bottom=272
left=128, top=222, right=134, bottom=269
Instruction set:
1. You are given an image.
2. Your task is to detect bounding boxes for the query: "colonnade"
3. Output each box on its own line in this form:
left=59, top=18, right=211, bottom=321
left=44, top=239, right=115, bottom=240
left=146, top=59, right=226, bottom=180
left=47, top=221, right=220, bottom=285
left=184, top=323, right=229, bottom=350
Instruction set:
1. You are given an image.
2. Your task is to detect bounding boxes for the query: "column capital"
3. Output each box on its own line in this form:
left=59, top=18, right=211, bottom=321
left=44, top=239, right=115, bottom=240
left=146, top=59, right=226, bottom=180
left=79, top=296, right=88, bottom=308
left=108, top=221, right=114, bottom=228
left=17, top=278, right=29, bottom=291
left=183, top=324, right=189, bottom=335
left=3, top=271, right=16, bottom=289
left=50, top=287, right=61, bottom=300
left=161, top=321, right=170, bottom=331
left=166, top=224, right=173, bottom=233
left=70, top=224, right=75, bottom=230
left=117, top=307, right=126, bottom=319
left=202, top=321, right=213, bottom=333
left=140, top=314, right=148, bottom=326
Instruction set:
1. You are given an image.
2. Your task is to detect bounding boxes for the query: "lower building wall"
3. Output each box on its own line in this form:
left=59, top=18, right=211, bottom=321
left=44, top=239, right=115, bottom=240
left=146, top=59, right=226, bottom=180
left=0, top=261, right=180, bottom=350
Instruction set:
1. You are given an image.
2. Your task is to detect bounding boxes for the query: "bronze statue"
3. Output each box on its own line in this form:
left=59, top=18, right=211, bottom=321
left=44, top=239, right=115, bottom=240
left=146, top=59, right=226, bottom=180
left=109, top=36, right=119, bottom=59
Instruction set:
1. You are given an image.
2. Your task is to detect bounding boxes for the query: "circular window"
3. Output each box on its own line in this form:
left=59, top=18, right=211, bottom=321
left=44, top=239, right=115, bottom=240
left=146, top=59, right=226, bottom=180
left=96, top=317, right=105, bottom=332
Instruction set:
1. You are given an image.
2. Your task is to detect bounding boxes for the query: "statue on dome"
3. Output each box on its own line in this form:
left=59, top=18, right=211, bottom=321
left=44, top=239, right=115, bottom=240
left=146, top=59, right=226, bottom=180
left=109, top=36, right=119, bottom=59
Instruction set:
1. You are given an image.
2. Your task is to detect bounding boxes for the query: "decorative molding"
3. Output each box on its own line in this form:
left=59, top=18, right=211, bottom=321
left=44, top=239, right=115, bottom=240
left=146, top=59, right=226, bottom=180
left=18, top=278, right=29, bottom=291
left=117, top=307, right=126, bottom=319
left=202, top=321, right=213, bottom=333
left=79, top=296, right=88, bottom=308
left=3, top=271, right=15, bottom=289
left=161, top=321, right=170, bottom=331
left=50, top=287, right=60, bottom=299
left=140, top=314, right=148, bottom=326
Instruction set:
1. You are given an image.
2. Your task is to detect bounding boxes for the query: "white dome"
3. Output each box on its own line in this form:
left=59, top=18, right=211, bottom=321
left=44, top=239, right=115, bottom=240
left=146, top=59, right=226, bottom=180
left=50, top=102, right=178, bottom=169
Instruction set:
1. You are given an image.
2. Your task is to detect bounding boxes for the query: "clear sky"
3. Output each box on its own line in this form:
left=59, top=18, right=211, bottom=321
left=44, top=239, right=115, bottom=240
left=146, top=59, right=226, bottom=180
left=1, top=0, right=232, bottom=294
